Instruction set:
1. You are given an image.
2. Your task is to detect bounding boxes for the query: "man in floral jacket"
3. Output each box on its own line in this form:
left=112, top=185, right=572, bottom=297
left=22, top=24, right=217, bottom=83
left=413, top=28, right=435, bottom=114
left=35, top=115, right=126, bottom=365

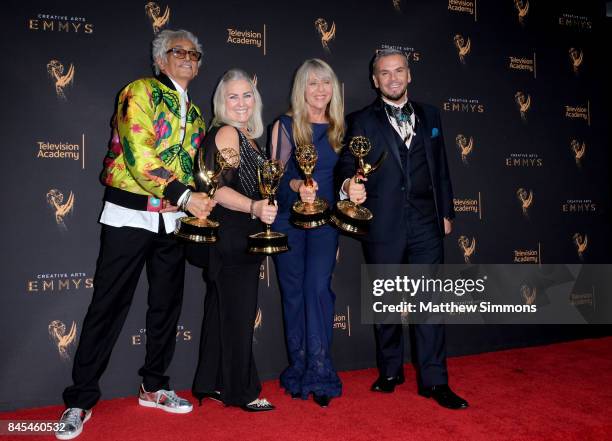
left=56, top=29, right=214, bottom=440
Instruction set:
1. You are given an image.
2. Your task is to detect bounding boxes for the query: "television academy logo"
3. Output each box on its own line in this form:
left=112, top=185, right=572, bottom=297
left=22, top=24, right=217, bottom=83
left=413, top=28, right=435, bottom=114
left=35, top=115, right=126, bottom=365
left=314, top=18, right=336, bottom=52
left=458, top=236, right=476, bottom=263
left=448, top=0, right=477, bottom=20
left=514, top=0, right=529, bottom=25
left=514, top=246, right=540, bottom=263
left=520, top=284, right=536, bottom=305
left=565, top=103, right=589, bottom=125
left=571, top=139, right=586, bottom=167
left=569, top=48, right=583, bottom=75
left=455, top=134, right=474, bottom=164
left=333, top=305, right=351, bottom=335
left=572, top=233, right=588, bottom=260
left=454, top=194, right=482, bottom=219
left=49, top=320, right=77, bottom=361
left=508, top=54, right=536, bottom=78
left=515, top=91, right=531, bottom=121
left=453, top=34, right=471, bottom=64
left=47, top=189, right=75, bottom=230
left=47, top=59, right=75, bottom=100
left=226, top=26, right=266, bottom=55
left=516, top=188, right=533, bottom=217
left=145, top=1, right=170, bottom=33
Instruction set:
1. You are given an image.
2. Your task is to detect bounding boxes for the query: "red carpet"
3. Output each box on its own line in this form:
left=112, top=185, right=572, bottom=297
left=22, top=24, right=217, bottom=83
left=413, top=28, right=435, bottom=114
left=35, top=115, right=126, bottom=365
left=2, top=337, right=611, bottom=441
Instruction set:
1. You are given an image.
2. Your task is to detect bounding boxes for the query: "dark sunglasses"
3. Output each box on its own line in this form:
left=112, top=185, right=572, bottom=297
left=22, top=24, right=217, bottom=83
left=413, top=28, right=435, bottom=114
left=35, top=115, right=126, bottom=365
left=166, top=47, right=202, bottom=62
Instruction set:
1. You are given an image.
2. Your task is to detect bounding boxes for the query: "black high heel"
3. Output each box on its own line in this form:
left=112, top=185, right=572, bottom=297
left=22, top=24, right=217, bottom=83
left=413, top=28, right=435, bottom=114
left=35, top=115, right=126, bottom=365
left=193, top=391, right=222, bottom=406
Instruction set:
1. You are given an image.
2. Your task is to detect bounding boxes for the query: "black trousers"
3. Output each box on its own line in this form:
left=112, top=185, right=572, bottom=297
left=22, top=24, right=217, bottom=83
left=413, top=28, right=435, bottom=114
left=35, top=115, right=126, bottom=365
left=362, top=206, right=448, bottom=388
left=192, top=261, right=262, bottom=406
left=63, top=222, right=185, bottom=409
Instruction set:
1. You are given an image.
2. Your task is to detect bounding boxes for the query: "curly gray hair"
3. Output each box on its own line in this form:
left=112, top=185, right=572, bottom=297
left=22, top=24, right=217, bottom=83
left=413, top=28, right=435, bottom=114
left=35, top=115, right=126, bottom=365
left=151, top=29, right=203, bottom=75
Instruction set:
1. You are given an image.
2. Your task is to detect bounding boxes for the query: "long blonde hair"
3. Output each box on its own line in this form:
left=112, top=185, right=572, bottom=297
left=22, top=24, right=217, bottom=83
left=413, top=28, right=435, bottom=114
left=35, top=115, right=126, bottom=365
left=289, top=59, right=344, bottom=153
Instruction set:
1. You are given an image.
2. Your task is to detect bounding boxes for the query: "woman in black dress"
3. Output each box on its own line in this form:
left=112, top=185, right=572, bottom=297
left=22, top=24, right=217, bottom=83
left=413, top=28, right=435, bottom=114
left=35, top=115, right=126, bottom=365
left=190, top=69, right=278, bottom=412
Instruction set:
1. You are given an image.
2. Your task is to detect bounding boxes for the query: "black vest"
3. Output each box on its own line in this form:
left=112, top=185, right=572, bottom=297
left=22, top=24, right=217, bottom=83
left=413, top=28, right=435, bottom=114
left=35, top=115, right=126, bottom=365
left=390, top=124, right=435, bottom=216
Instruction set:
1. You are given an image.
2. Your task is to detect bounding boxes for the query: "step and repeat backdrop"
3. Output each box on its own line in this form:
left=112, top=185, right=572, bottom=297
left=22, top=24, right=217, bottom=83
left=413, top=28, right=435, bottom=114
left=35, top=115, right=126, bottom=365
left=1, top=0, right=609, bottom=410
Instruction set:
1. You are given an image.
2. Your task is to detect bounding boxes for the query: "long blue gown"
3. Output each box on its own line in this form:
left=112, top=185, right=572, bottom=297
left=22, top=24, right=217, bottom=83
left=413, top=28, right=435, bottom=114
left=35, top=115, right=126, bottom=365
left=272, top=115, right=342, bottom=399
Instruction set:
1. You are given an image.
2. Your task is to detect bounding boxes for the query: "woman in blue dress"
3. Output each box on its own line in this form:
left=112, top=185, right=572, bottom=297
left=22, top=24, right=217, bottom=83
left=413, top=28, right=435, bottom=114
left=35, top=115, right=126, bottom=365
left=270, top=59, right=344, bottom=407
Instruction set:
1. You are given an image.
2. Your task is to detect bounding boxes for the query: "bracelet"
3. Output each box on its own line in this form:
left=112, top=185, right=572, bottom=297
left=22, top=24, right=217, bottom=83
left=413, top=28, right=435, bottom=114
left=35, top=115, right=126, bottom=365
left=180, top=190, right=192, bottom=212
left=250, top=199, right=256, bottom=220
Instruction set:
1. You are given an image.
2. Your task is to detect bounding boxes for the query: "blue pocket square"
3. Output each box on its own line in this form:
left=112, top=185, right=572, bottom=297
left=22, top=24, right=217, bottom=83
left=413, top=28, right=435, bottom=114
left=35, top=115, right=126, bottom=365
left=431, top=127, right=440, bottom=138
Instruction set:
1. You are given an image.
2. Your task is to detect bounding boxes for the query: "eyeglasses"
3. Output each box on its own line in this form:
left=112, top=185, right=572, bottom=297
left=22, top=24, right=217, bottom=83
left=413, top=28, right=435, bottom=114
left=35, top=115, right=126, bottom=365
left=166, top=47, right=202, bottom=62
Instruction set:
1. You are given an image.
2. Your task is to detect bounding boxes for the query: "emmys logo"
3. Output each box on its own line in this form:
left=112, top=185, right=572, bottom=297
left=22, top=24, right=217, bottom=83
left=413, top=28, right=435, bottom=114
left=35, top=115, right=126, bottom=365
left=132, top=325, right=192, bottom=345
left=443, top=98, right=484, bottom=113
left=565, top=103, right=589, bottom=124
left=505, top=153, right=543, bottom=167
left=453, top=34, right=471, bottom=64
left=27, top=272, right=93, bottom=293
left=49, top=320, right=77, bottom=361
left=145, top=2, right=170, bottom=33
left=226, top=26, right=266, bottom=54
left=520, top=285, right=536, bottom=305
left=28, top=14, right=94, bottom=34
left=455, top=134, right=474, bottom=164
left=454, top=195, right=481, bottom=219
left=514, top=249, right=539, bottom=263
left=562, top=199, right=596, bottom=214
left=458, top=236, right=476, bottom=264
left=571, top=139, right=586, bottom=167
left=516, top=188, right=534, bottom=217
left=333, top=305, right=351, bottom=335
left=569, top=48, right=583, bottom=75
left=515, top=91, right=531, bottom=121
left=508, top=55, right=536, bottom=78
left=47, top=60, right=75, bottom=100
left=448, top=0, right=476, bottom=19
left=47, top=189, right=75, bottom=230
left=514, top=0, right=529, bottom=25
left=314, top=18, right=336, bottom=52
left=572, top=233, right=588, bottom=260
left=558, top=13, right=592, bottom=30
left=379, top=45, right=422, bottom=63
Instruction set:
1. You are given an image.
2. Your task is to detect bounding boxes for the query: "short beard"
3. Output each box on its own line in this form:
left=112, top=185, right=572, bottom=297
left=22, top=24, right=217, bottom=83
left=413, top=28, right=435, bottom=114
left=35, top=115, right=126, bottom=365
left=380, top=86, right=408, bottom=102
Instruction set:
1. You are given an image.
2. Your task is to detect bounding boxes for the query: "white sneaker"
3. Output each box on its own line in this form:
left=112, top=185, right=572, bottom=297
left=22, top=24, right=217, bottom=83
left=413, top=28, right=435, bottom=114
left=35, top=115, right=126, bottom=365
left=55, top=408, right=91, bottom=440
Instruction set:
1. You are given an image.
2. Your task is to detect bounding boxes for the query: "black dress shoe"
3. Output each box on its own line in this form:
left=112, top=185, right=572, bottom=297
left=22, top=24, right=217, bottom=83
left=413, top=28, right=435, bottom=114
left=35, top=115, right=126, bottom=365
left=419, top=384, right=468, bottom=409
left=371, top=375, right=405, bottom=393
left=313, top=394, right=331, bottom=408
left=193, top=390, right=222, bottom=406
left=240, top=398, right=275, bottom=412
left=290, top=392, right=301, bottom=399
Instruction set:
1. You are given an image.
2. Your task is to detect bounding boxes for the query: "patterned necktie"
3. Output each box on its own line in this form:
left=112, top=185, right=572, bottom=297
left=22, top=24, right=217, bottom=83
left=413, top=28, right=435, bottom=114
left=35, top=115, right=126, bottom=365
left=384, top=101, right=414, bottom=127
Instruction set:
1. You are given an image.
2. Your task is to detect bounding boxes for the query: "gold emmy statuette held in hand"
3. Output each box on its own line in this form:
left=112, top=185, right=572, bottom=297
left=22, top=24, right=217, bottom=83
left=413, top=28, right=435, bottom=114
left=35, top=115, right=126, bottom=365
left=290, top=143, right=329, bottom=229
left=330, top=136, right=387, bottom=235
left=174, top=148, right=238, bottom=243
left=247, top=159, right=290, bottom=254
